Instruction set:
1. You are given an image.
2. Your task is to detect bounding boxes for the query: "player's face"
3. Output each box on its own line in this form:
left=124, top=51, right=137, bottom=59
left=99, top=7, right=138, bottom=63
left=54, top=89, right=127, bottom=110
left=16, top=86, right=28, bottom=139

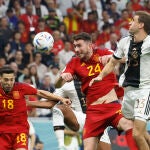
left=129, top=15, right=142, bottom=34
left=73, top=39, right=92, bottom=60
left=0, top=73, right=15, bottom=93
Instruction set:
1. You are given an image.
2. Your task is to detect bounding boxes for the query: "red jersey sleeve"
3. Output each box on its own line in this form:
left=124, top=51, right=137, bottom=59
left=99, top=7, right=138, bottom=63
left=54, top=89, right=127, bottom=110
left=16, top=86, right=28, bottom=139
left=19, top=83, right=38, bottom=95
left=62, top=57, right=77, bottom=75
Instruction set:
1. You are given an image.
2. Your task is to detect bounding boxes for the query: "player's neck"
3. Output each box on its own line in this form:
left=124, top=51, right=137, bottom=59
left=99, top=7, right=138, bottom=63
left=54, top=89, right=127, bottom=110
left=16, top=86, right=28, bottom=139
left=83, top=50, right=93, bottom=61
left=133, top=32, right=148, bottom=43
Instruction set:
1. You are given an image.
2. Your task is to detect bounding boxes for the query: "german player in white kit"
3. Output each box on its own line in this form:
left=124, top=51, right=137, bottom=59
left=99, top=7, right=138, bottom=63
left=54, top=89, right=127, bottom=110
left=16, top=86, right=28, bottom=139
left=90, top=11, right=150, bottom=150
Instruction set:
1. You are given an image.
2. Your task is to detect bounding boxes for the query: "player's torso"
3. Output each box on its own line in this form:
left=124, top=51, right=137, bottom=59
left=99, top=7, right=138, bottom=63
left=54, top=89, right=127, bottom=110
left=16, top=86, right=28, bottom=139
left=0, top=86, right=27, bottom=115
left=118, top=36, right=150, bottom=88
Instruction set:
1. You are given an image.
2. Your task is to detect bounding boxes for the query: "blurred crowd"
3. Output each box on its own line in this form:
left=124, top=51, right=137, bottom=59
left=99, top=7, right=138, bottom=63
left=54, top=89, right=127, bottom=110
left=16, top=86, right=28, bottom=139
left=0, top=0, right=150, bottom=118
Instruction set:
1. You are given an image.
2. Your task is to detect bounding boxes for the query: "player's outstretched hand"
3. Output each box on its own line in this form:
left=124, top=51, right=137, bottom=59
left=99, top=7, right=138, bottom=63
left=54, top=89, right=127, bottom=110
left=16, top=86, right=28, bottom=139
left=61, top=98, right=72, bottom=106
left=89, top=76, right=102, bottom=86
left=61, top=73, right=73, bottom=82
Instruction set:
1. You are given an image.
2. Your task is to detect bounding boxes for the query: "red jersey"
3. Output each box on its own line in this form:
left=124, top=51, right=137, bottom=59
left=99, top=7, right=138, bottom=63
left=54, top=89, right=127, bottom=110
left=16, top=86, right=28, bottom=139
left=0, top=83, right=37, bottom=133
left=63, top=49, right=117, bottom=106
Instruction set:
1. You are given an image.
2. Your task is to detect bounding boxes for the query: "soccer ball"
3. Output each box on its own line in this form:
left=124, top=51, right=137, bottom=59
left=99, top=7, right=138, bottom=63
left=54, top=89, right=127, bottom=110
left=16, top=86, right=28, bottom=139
left=33, top=32, right=54, bottom=53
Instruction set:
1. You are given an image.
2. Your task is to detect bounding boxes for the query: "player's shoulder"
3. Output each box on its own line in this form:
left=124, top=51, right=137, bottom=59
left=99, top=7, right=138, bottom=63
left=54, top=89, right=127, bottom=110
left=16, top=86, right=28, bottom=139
left=119, top=35, right=131, bottom=42
left=14, top=82, right=35, bottom=89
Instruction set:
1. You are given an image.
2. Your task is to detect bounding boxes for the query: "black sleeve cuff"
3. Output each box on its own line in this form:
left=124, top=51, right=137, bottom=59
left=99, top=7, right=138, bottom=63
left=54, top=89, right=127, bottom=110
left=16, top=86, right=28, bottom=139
left=113, top=54, right=122, bottom=60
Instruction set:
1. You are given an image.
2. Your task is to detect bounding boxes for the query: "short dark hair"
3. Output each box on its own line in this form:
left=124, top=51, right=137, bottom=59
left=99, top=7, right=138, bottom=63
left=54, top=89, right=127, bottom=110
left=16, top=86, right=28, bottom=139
left=0, top=65, right=15, bottom=76
left=135, top=11, right=150, bottom=34
left=72, top=32, right=92, bottom=42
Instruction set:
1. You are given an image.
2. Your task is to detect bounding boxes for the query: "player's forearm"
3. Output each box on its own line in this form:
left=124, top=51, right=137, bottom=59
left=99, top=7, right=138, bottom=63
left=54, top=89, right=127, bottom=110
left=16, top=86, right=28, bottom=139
left=55, top=76, right=65, bottom=88
left=27, top=100, right=56, bottom=109
left=99, top=58, right=117, bottom=79
left=37, top=90, right=64, bottom=102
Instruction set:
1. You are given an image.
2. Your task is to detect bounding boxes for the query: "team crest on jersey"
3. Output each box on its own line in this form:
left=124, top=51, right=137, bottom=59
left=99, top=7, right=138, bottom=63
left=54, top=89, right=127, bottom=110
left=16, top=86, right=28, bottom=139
left=93, top=54, right=100, bottom=62
left=81, top=62, right=86, bottom=66
left=13, top=91, right=20, bottom=99
left=0, top=93, right=2, bottom=96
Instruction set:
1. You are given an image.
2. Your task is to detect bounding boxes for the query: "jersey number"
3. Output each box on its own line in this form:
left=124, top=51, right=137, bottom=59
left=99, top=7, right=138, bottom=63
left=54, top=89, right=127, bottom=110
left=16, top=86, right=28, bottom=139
left=87, top=64, right=101, bottom=76
left=17, top=133, right=27, bottom=145
left=2, top=99, right=14, bottom=109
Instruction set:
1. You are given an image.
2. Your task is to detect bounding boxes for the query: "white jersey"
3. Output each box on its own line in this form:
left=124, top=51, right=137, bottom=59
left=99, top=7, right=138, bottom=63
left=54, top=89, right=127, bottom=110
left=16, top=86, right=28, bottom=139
left=114, top=35, right=150, bottom=89
left=54, top=81, right=85, bottom=112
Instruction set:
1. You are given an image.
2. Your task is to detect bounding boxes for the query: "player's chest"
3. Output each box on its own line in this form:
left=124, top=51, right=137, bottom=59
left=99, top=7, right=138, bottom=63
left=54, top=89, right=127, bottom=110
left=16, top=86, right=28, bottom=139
left=75, top=62, right=103, bottom=78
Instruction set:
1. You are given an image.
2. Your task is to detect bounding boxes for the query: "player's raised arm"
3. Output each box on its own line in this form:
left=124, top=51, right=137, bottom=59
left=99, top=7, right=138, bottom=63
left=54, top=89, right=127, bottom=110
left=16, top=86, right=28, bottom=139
left=37, top=90, right=71, bottom=105
left=89, top=57, right=120, bottom=86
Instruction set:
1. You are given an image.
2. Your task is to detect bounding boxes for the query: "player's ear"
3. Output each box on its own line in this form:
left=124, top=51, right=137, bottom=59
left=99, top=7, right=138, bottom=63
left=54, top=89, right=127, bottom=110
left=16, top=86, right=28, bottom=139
left=88, top=41, right=93, bottom=49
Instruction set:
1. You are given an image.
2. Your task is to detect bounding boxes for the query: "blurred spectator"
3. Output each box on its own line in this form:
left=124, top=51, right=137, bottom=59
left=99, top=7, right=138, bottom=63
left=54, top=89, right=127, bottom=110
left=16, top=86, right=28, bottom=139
left=28, top=64, right=40, bottom=88
left=107, top=1, right=120, bottom=22
left=41, top=51, right=55, bottom=67
left=44, top=8, right=60, bottom=31
left=32, top=0, right=49, bottom=18
left=81, top=11, right=98, bottom=33
left=47, top=64, right=60, bottom=85
left=131, top=0, right=143, bottom=11
left=10, top=61, right=22, bottom=81
left=75, top=0, right=86, bottom=19
left=35, top=18, right=52, bottom=33
left=114, top=9, right=131, bottom=37
left=39, top=74, right=55, bottom=93
left=58, top=22, right=69, bottom=41
left=11, top=0, right=25, bottom=18
left=143, top=0, right=150, bottom=13
left=0, top=16, right=13, bottom=49
left=51, top=30, right=64, bottom=55
left=23, top=42, right=34, bottom=66
left=10, top=31, right=25, bottom=52
left=6, top=8, right=19, bottom=30
left=84, top=0, right=103, bottom=20
left=19, top=3, right=39, bottom=33
left=104, top=32, right=118, bottom=51
left=0, top=42, right=14, bottom=63
left=98, top=10, right=114, bottom=32
left=58, top=41, right=75, bottom=71
left=30, top=52, right=48, bottom=81
left=9, top=50, right=26, bottom=73
left=46, top=0, right=63, bottom=21
left=0, top=57, right=6, bottom=68
left=126, top=1, right=135, bottom=18
left=0, top=0, right=7, bottom=18
left=18, top=67, right=30, bottom=82
left=56, top=0, right=73, bottom=17
left=97, top=24, right=111, bottom=48
left=112, top=0, right=128, bottom=13
left=63, top=8, right=81, bottom=34
left=17, top=21, right=29, bottom=43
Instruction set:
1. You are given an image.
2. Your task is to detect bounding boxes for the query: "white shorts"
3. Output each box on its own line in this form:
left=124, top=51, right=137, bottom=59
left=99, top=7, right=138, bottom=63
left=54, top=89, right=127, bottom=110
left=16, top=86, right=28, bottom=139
left=72, top=110, right=111, bottom=144
left=122, top=86, right=150, bottom=121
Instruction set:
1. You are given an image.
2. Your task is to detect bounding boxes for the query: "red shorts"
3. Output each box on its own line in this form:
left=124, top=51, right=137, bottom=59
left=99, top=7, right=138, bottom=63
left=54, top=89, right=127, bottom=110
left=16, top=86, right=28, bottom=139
left=0, top=133, right=28, bottom=150
left=83, top=101, right=123, bottom=139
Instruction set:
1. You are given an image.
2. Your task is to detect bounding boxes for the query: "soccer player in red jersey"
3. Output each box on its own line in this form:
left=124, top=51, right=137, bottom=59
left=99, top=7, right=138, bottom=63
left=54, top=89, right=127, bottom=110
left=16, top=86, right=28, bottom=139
left=60, top=32, right=138, bottom=150
left=0, top=65, right=71, bottom=150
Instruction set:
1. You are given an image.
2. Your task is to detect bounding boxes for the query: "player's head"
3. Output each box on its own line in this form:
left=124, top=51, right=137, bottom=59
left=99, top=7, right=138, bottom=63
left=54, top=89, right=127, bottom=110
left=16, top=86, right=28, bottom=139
left=0, top=65, right=16, bottom=93
left=129, top=11, right=150, bottom=35
left=72, top=32, right=93, bottom=60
